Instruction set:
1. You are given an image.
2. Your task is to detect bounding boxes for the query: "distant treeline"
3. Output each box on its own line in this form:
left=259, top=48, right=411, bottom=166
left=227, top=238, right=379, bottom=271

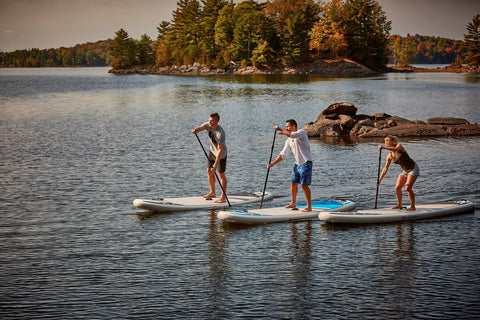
left=389, top=35, right=467, bottom=67
left=0, top=34, right=468, bottom=68
left=0, top=40, right=111, bottom=67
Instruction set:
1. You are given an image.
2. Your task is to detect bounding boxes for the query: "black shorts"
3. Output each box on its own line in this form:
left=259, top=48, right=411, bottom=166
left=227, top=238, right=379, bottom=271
left=207, top=155, right=227, bottom=173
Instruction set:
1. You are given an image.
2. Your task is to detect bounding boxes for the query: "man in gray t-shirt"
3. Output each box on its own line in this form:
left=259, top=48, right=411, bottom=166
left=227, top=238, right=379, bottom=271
left=191, top=112, right=227, bottom=203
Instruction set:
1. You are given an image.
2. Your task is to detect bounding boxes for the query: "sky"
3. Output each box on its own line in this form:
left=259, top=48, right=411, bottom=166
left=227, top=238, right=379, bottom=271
left=0, top=0, right=479, bottom=52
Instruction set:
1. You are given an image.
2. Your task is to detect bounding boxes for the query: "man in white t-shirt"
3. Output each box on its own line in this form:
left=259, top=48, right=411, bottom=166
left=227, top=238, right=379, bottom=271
left=268, top=119, right=313, bottom=212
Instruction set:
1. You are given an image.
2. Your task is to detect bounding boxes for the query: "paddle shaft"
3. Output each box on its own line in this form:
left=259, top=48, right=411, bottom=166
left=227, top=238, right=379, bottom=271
left=260, top=130, right=277, bottom=209
left=375, top=148, right=382, bottom=209
left=194, top=132, right=231, bottom=207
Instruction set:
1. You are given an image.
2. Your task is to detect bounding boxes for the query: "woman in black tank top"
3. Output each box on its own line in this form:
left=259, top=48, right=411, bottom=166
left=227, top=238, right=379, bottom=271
left=377, top=135, right=419, bottom=211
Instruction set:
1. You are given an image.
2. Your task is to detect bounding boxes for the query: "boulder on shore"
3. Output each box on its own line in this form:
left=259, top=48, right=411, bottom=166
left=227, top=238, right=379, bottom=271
left=304, top=102, right=480, bottom=138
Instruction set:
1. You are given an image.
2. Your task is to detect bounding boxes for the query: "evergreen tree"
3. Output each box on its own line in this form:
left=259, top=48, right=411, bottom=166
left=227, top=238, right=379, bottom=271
left=110, top=28, right=137, bottom=69
left=137, top=34, right=155, bottom=66
left=343, top=0, right=391, bottom=69
left=464, top=14, right=480, bottom=66
left=214, top=2, right=236, bottom=67
left=231, top=0, right=267, bottom=65
left=200, top=0, right=228, bottom=64
left=170, top=0, right=202, bottom=65
left=265, top=0, right=321, bottom=65
left=156, top=21, right=172, bottom=66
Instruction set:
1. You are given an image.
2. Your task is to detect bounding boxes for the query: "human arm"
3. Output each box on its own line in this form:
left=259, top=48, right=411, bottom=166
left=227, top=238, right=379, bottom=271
left=267, top=154, right=283, bottom=168
left=274, top=125, right=292, bottom=137
left=377, top=154, right=392, bottom=186
left=191, top=124, right=207, bottom=134
left=378, top=143, right=405, bottom=153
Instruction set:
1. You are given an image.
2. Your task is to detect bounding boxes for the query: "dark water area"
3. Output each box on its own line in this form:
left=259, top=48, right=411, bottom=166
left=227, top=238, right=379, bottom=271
left=1, top=68, right=479, bottom=319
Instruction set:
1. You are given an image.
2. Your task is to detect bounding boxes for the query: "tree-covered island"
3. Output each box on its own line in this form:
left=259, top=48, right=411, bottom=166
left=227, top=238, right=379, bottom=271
left=109, top=0, right=480, bottom=74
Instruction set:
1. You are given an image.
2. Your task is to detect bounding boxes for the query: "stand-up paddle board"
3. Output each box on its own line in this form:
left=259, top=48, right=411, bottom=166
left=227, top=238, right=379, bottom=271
left=133, top=191, right=273, bottom=212
left=318, top=200, right=474, bottom=224
left=217, top=200, right=355, bottom=224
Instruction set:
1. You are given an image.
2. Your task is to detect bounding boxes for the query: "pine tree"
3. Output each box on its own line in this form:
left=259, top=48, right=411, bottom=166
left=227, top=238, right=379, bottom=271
left=137, top=34, right=154, bottom=66
left=170, top=0, right=202, bottom=65
left=464, top=14, right=480, bottom=66
left=110, top=28, right=137, bottom=69
left=343, top=0, right=391, bottom=69
left=214, top=2, right=235, bottom=67
left=200, top=0, right=228, bottom=64
left=265, top=0, right=321, bottom=65
left=231, top=0, right=266, bottom=64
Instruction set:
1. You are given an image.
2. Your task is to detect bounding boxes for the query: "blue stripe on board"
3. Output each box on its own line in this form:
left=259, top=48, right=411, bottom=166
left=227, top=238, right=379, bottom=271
left=297, top=201, right=345, bottom=209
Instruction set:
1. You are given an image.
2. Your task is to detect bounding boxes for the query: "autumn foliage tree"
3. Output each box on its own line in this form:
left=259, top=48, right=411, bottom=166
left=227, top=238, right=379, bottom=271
left=310, top=0, right=348, bottom=58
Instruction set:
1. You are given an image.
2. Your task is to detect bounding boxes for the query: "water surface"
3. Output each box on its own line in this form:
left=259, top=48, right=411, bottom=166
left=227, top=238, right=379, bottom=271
left=1, top=67, right=479, bottom=319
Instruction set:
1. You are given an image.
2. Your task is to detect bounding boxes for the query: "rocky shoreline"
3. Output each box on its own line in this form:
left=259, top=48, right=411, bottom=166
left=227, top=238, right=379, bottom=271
left=303, top=102, right=480, bottom=138
left=109, top=59, right=480, bottom=75
left=393, top=65, right=480, bottom=73
left=108, top=59, right=377, bottom=75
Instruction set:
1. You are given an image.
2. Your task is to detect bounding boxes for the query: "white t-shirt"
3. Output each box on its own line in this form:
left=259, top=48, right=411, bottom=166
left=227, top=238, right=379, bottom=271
left=279, top=129, right=312, bottom=165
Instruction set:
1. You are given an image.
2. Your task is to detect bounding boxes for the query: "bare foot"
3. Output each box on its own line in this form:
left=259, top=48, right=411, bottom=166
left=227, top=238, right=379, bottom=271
left=214, top=198, right=226, bottom=203
left=392, top=205, right=402, bottom=209
left=203, top=193, right=216, bottom=199
left=285, top=203, right=296, bottom=209
left=406, top=207, right=416, bottom=211
left=301, top=208, right=312, bottom=212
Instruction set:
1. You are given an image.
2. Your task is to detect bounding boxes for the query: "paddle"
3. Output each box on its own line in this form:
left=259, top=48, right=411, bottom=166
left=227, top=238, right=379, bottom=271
left=260, top=130, right=277, bottom=209
left=375, top=147, right=382, bottom=209
left=194, top=132, right=231, bottom=207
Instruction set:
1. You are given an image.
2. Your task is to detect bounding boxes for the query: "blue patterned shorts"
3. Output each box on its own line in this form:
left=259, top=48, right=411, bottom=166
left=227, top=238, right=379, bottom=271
left=291, top=161, right=312, bottom=185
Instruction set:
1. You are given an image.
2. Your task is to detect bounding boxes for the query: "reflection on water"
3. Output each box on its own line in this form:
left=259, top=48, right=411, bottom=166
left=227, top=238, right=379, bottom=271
left=373, top=223, right=416, bottom=318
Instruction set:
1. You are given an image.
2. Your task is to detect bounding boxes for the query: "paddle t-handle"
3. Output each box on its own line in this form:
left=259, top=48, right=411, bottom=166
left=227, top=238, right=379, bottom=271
left=194, top=132, right=231, bottom=207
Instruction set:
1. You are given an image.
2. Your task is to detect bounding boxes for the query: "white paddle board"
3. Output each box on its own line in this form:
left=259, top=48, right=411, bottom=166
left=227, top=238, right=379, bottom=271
left=133, top=191, right=273, bottom=212
left=217, top=200, right=356, bottom=224
left=318, top=200, right=474, bottom=224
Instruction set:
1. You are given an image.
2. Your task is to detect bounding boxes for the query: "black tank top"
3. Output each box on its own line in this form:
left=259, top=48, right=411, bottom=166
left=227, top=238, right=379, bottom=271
left=391, top=151, right=416, bottom=172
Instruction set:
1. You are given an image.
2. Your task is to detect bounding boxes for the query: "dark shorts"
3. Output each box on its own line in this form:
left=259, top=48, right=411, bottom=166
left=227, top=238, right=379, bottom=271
left=208, top=154, right=227, bottom=173
left=291, top=161, right=312, bottom=185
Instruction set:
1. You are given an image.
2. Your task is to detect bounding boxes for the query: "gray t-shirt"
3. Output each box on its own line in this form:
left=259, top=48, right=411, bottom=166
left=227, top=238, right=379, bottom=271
left=203, top=122, right=227, bottom=159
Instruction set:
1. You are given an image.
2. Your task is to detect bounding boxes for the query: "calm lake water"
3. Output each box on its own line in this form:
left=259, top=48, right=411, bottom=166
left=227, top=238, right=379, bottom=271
left=1, top=67, right=479, bottom=319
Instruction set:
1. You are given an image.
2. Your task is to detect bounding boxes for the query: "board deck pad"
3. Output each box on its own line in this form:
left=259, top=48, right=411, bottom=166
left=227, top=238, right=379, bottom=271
left=217, top=200, right=356, bottom=224
left=318, top=200, right=474, bottom=224
left=133, top=191, right=273, bottom=212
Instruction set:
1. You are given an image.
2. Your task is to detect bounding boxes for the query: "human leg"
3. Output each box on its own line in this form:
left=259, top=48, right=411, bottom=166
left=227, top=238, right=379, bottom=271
left=299, top=161, right=312, bottom=212
left=393, top=174, right=407, bottom=209
left=405, top=175, right=418, bottom=211
left=215, top=172, right=227, bottom=203
left=204, top=167, right=216, bottom=198
left=285, top=183, right=298, bottom=208
left=301, top=184, right=312, bottom=212
left=286, top=164, right=301, bottom=208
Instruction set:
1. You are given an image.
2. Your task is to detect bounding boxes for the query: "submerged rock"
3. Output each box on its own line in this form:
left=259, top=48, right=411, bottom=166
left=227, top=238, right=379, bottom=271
left=304, top=103, right=480, bottom=138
